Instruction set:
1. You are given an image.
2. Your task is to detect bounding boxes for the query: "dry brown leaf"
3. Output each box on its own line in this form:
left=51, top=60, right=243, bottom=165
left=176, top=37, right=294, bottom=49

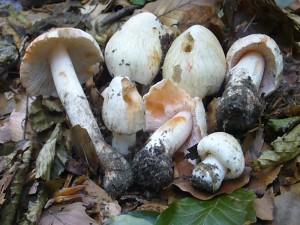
left=172, top=167, right=251, bottom=200
left=0, top=118, right=12, bottom=143
left=274, top=186, right=300, bottom=225
left=0, top=163, right=18, bottom=205
left=253, top=191, right=274, bottom=221
left=254, top=165, right=282, bottom=187
left=144, top=0, right=223, bottom=33
left=137, top=201, right=168, bottom=212
left=38, top=202, right=98, bottom=225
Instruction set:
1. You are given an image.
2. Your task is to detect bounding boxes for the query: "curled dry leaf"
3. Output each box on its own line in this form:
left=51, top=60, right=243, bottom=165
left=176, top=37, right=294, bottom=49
left=172, top=152, right=251, bottom=200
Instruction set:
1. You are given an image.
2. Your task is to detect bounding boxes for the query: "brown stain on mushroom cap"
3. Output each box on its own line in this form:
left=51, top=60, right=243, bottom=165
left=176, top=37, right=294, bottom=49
left=181, top=32, right=194, bottom=53
left=121, top=78, right=142, bottom=114
left=148, top=48, right=161, bottom=69
left=172, top=65, right=182, bottom=83
left=161, top=116, right=187, bottom=129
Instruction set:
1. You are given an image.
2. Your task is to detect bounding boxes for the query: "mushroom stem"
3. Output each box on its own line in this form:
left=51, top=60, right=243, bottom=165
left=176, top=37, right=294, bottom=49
left=216, top=51, right=265, bottom=135
left=228, top=51, right=265, bottom=89
left=133, top=111, right=193, bottom=190
left=48, top=43, right=132, bottom=197
left=192, top=155, right=226, bottom=192
left=112, top=133, right=136, bottom=156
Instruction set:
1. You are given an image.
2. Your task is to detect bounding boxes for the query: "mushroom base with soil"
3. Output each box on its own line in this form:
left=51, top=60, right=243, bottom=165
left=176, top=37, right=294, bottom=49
left=132, top=145, right=173, bottom=191
left=216, top=78, right=263, bottom=135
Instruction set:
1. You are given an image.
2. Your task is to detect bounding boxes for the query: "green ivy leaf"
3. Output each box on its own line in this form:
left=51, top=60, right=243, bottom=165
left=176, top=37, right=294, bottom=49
left=129, top=0, right=154, bottom=6
left=252, top=124, right=300, bottom=170
left=155, top=189, right=256, bottom=225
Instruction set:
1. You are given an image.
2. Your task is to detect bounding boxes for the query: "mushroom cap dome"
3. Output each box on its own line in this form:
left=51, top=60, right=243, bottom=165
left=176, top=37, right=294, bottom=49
left=162, top=25, right=226, bottom=98
left=101, top=76, right=145, bottom=135
left=20, top=27, right=103, bottom=96
left=104, top=12, right=165, bottom=85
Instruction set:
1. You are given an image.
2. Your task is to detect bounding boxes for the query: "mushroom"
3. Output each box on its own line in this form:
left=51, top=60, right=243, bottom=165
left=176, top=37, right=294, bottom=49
left=192, top=132, right=245, bottom=192
left=105, top=12, right=167, bottom=85
left=143, top=79, right=207, bottom=157
left=162, top=25, right=226, bottom=98
left=101, top=76, right=144, bottom=157
left=133, top=111, right=193, bottom=190
left=216, top=34, right=283, bottom=135
left=20, top=27, right=132, bottom=197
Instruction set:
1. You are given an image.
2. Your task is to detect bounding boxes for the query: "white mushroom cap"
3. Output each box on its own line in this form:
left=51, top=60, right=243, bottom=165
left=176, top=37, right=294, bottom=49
left=20, top=27, right=103, bottom=96
left=105, top=12, right=166, bottom=85
left=197, top=132, right=244, bottom=179
left=101, top=76, right=144, bottom=135
left=162, top=25, right=226, bottom=98
left=226, top=34, right=283, bottom=96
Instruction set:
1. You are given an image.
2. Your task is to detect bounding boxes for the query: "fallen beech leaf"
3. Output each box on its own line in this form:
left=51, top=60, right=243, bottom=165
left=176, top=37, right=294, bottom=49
left=253, top=192, right=274, bottom=221
left=35, top=123, right=62, bottom=181
left=172, top=167, right=251, bottom=200
left=144, top=0, right=222, bottom=33
left=173, top=152, right=194, bottom=179
left=71, top=125, right=100, bottom=174
left=0, top=91, right=16, bottom=116
left=38, top=202, right=98, bottom=225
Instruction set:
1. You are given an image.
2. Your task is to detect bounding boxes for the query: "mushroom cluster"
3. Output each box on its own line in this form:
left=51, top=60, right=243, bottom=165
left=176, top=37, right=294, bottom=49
left=19, top=10, right=284, bottom=197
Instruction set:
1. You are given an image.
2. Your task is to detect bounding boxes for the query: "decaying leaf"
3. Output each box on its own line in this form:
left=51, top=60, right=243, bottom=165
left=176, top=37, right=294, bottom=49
left=253, top=191, right=274, bottom=221
left=172, top=167, right=251, bottom=200
left=0, top=118, right=12, bottom=143
left=252, top=124, right=300, bottom=170
left=268, top=116, right=300, bottom=132
left=274, top=186, right=300, bottom=225
left=29, top=97, right=65, bottom=133
left=38, top=202, right=98, bottom=225
left=0, top=34, right=19, bottom=68
left=35, top=123, right=62, bottom=181
left=71, top=125, right=100, bottom=174
left=144, top=0, right=223, bottom=33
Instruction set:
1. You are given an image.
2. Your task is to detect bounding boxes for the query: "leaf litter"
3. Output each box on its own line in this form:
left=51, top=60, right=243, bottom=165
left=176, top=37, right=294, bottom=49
left=0, top=0, right=300, bottom=224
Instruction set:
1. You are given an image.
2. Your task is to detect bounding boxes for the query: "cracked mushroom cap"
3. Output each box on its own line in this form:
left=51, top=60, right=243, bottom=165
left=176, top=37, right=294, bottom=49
left=20, top=27, right=103, bottom=96
left=226, top=34, right=283, bottom=96
left=104, top=12, right=166, bottom=85
left=162, top=25, right=226, bottom=98
left=197, top=132, right=244, bottom=179
left=101, top=76, right=145, bottom=135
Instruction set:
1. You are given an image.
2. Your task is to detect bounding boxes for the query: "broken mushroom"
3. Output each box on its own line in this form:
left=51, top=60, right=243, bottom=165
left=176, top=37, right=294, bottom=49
left=20, top=27, right=132, bottom=197
left=216, top=34, right=283, bottom=135
left=192, top=132, right=245, bottom=192
left=133, top=111, right=193, bottom=190
left=101, top=76, right=144, bottom=157
left=104, top=12, right=166, bottom=85
left=162, top=25, right=226, bottom=98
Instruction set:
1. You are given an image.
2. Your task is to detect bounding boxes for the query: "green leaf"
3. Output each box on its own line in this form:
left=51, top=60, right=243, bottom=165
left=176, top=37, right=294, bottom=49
left=107, top=214, right=154, bottom=225
left=50, top=143, right=67, bottom=179
left=252, top=124, right=300, bottom=170
left=268, top=116, right=300, bottom=132
left=127, top=211, right=159, bottom=224
left=130, top=0, right=146, bottom=5
left=155, top=189, right=256, bottom=225
left=35, top=124, right=62, bottom=181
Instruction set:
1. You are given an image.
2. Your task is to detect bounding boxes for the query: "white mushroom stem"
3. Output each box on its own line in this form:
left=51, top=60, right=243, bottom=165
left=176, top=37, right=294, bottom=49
left=192, top=155, right=226, bottom=192
left=228, top=51, right=265, bottom=89
left=48, top=42, right=132, bottom=197
left=49, top=42, right=101, bottom=141
left=145, top=111, right=193, bottom=157
left=112, top=133, right=136, bottom=156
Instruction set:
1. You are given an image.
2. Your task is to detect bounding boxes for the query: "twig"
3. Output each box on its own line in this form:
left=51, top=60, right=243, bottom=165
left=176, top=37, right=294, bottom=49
left=99, top=4, right=142, bottom=27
